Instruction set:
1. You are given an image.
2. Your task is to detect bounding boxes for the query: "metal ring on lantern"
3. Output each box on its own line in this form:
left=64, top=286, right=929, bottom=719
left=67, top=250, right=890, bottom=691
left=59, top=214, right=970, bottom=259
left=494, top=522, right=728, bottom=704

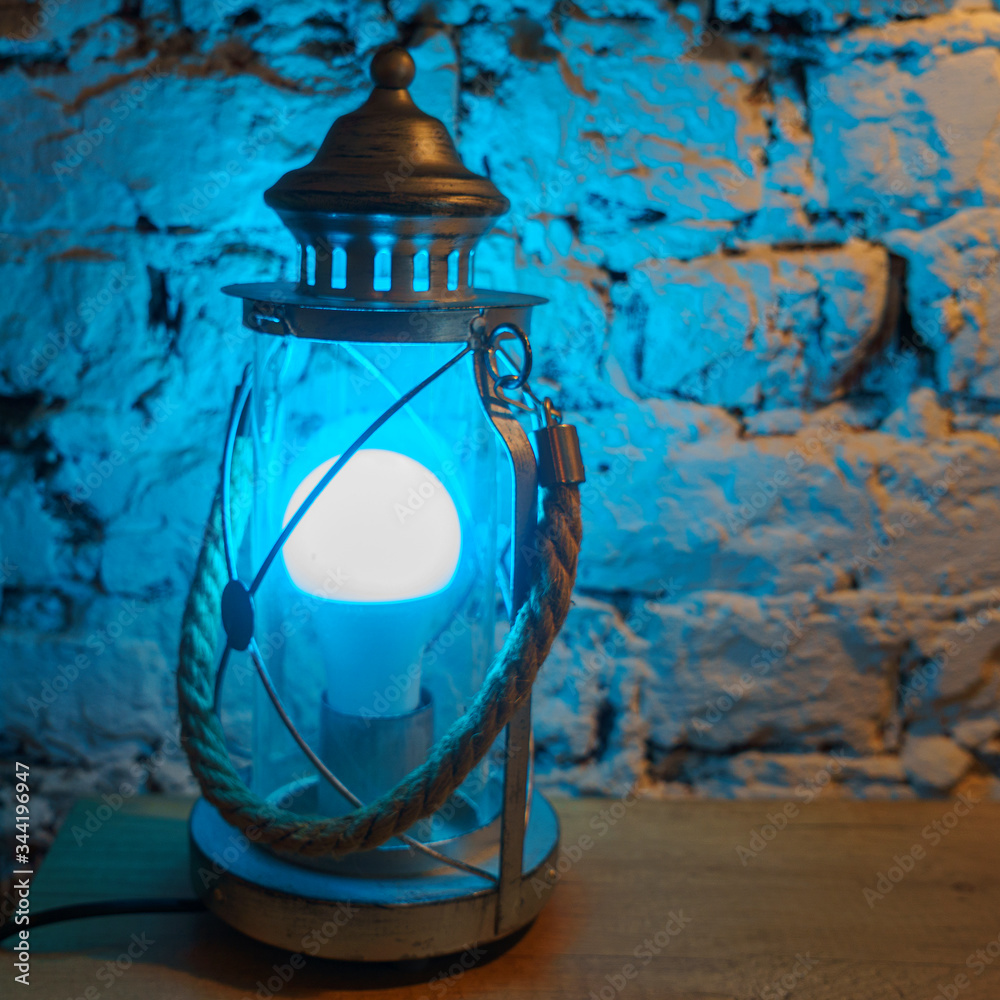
left=487, top=323, right=532, bottom=390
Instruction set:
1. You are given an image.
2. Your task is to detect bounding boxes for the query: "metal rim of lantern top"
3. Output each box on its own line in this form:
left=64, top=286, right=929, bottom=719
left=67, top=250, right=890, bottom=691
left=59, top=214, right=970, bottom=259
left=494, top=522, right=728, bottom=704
left=189, top=43, right=586, bottom=961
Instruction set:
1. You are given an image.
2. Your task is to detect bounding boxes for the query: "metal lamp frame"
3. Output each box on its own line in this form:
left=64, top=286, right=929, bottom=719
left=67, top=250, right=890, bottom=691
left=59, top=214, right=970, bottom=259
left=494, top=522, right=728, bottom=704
left=188, top=287, right=564, bottom=960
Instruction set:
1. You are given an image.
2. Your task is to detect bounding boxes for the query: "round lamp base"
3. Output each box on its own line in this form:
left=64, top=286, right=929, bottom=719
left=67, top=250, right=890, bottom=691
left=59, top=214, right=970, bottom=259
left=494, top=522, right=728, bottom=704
left=188, top=794, right=560, bottom=962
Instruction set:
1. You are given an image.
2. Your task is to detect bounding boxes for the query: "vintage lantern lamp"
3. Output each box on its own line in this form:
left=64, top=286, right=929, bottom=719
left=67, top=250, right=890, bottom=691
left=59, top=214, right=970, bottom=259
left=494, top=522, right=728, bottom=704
left=177, top=45, right=584, bottom=961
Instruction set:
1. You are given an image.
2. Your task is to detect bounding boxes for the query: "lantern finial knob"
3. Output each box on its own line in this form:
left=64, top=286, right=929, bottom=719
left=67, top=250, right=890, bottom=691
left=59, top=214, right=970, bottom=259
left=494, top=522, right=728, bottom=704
left=370, top=45, right=415, bottom=89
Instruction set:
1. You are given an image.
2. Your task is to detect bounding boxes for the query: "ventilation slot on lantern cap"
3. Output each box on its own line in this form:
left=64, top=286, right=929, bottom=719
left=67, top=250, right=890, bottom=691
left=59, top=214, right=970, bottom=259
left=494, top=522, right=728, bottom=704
left=373, top=249, right=392, bottom=292
left=413, top=250, right=429, bottom=292
left=332, top=247, right=347, bottom=289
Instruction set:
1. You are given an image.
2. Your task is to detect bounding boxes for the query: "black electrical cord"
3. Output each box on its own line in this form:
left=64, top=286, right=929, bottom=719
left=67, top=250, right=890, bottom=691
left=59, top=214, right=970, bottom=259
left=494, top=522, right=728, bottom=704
left=0, top=897, right=206, bottom=943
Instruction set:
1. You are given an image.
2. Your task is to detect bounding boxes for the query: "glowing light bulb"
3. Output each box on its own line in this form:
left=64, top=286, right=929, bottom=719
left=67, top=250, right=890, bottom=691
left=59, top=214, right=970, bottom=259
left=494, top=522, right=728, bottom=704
left=281, top=448, right=464, bottom=718
left=282, top=449, right=461, bottom=603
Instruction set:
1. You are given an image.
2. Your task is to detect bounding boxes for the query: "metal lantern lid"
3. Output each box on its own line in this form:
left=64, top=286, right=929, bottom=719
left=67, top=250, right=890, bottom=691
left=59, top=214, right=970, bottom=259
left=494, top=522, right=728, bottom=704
left=260, top=45, right=509, bottom=305
left=267, top=47, right=508, bottom=219
left=224, top=43, right=543, bottom=340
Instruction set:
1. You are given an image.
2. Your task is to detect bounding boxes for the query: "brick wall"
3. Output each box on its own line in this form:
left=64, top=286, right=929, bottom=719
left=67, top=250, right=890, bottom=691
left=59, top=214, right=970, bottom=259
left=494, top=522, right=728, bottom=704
left=2, top=0, right=1000, bottom=849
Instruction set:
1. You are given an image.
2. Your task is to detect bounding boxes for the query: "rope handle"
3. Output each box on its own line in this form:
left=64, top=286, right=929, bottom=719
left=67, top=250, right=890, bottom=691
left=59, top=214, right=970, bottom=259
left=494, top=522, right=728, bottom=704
left=177, top=437, right=582, bottom=857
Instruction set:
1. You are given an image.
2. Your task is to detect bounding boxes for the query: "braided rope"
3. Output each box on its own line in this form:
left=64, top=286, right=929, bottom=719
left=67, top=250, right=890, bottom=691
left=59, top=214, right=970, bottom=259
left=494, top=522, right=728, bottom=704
left=177, top=438, right=582, bottom=857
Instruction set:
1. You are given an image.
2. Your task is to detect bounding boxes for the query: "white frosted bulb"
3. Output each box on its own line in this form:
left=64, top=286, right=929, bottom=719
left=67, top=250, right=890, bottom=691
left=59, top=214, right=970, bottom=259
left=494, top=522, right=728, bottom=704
left=282, top=448, right=462, bottom=603
left=281, top=450, right=464, bottom=813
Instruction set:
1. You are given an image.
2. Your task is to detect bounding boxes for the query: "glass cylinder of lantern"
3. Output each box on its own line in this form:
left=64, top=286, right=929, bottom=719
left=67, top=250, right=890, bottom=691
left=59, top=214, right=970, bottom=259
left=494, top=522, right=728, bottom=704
left=182, top=45, right=583, bottom=962
left=250, top=336, right=502, bottom=829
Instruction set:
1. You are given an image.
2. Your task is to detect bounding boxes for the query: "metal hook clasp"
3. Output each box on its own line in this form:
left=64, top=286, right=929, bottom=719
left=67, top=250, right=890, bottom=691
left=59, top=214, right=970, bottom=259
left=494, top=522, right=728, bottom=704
left=475, top=319, right=583, bottom=485
left=486, top=323, right=533, bottom=391
left=477, top=321, right=542, bottom=417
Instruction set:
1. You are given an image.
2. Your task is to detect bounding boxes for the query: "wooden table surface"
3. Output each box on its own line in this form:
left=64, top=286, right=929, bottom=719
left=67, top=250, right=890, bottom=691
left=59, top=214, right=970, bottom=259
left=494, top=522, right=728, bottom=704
left=4, top=794, right=999, bottom=999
